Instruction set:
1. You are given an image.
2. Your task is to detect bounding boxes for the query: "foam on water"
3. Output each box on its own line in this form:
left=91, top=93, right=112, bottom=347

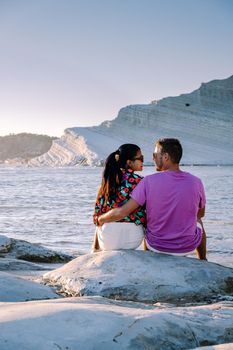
left=0, top=166, right=232, bottom=267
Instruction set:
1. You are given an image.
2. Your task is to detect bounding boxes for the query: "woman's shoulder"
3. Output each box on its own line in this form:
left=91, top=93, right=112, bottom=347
left=133, top=172, right=143, bottom=179
left=128, top=170, right=143, bottom=179
left=122, top=171, right=143, bottom=185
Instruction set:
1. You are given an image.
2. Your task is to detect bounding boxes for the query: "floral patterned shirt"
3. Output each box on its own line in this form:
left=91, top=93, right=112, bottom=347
left=93, top=170, right=146, bottom=226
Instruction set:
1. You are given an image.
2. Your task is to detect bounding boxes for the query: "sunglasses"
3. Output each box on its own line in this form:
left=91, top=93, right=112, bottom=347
left=153, top=152, right=167, bottom=161
left=133, top=155, right=144, bottom=162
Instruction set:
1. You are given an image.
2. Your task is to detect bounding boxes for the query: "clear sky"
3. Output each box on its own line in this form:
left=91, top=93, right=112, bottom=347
left=0, top=0, right=233, bottom=137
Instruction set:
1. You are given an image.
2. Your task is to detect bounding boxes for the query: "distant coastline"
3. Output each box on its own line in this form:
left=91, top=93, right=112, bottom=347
left=0, top=133, right=57, bottom=163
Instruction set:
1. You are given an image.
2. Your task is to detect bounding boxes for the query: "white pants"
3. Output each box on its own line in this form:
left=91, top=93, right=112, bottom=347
left=97, top=222, right=144, bottom=251
left=146, top=241, right=195, bottom=256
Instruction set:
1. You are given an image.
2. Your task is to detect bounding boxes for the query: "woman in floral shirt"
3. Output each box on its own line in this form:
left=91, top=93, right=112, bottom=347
left=92, top=144, right=146, bottom=252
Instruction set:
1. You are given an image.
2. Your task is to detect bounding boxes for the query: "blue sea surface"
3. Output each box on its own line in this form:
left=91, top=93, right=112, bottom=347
left=0, top=166, right=232, bottom=267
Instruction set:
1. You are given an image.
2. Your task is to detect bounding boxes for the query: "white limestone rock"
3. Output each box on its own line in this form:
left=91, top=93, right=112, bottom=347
left=0, top=235, right=73, bottom=263
left=0, top=257, right=49, bottom=271
left=0, top=235, right=11, bottom=253
left=0, top=297, right=232, bottom=349
left=43, top=250, right=233, bottom=304
left=29, top=75, right=233, bottom=166
left=0, top=271, right=58, bottom=302
left=29, top=130, right=98, bottom=167
left=193, top=344, right=233, bottom=350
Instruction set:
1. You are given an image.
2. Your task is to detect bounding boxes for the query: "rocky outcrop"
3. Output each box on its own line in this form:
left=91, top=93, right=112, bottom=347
left=43, top=250, right=233, bottom=304
left=1, top=243, right=233, bottom=349
left=0, top=258, right=49, bottom=271
left=0, top=271, right=58, bottom=302
left=0, top=235, right=68, bottom=302
left=0, top=235, right=11, bottom=253
left=0, top=297, right=232, bottom=349
left=29, top=75, right=233, bottom=166
left=0, top=235, right=73, bottom=263
left=193, top=344, right=233, bottom=350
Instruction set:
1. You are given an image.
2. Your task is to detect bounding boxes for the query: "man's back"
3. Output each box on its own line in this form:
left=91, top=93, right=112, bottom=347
left=131, top=170, right=206, bottom=253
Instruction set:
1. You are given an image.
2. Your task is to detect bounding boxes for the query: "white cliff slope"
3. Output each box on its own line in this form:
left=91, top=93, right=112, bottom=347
left=29, top=75, right=233, bottom=166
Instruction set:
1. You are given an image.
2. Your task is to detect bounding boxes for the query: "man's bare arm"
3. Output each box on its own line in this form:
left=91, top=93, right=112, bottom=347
left=98, top=198, right=139, bottom=226
left=197, top=207, right=205, bottom=220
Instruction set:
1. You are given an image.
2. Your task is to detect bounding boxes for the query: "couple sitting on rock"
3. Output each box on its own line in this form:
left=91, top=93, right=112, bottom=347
left=93, top=138, right=207, bottom=260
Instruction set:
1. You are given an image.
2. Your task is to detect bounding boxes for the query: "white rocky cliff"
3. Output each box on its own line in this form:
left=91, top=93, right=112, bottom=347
left=29, top=75, right=233, bottom=166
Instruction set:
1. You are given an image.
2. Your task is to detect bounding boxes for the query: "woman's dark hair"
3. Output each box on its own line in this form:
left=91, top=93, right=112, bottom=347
left=98, top=144, right=140, bottom=203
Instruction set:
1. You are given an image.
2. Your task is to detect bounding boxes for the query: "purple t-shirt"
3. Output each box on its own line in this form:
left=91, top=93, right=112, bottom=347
left=131, top=170, right=206, bottom=253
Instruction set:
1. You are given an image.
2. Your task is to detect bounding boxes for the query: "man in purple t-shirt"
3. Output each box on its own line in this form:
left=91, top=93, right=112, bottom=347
left=98, top=138, right=207, bottom=260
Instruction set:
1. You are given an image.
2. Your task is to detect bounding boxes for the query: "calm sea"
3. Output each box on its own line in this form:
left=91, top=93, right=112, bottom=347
left=0, top=166, right=232, bottom=268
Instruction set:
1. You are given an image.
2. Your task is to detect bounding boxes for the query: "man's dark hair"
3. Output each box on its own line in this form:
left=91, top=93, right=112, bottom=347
left=156, top=138, right=183, bottom=164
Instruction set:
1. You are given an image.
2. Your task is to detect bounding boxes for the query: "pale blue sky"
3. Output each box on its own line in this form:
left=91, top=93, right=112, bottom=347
left=0, top=0, right=232, bottom=136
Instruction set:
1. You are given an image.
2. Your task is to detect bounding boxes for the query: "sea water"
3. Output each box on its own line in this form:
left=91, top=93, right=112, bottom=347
left=0, top=166, right=232, bottom=268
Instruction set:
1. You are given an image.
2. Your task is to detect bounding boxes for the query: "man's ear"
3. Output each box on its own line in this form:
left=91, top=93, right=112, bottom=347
left=164, top=152, right=169, bottom=161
